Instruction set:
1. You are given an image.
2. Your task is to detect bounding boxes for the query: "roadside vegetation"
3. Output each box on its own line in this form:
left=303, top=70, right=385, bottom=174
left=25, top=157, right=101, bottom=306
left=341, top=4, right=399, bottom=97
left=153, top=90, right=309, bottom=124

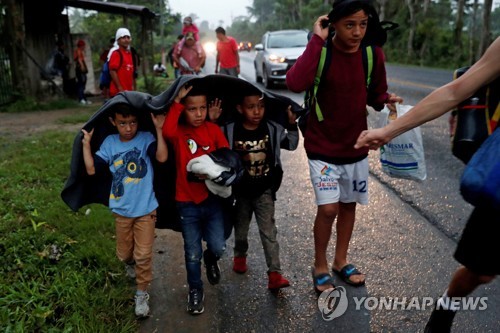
left=0, top=131, right=138, bottom=332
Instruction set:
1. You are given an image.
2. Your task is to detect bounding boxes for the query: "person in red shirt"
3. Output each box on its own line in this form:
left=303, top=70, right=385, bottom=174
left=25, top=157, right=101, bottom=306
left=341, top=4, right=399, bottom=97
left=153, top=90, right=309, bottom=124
left=286, top=0, right=402, bottom=294
left=162, top=84, right=228, bottom=315
left=108, top=28, right=135, bottom=98
left=215, top=27, right=240, bottom=77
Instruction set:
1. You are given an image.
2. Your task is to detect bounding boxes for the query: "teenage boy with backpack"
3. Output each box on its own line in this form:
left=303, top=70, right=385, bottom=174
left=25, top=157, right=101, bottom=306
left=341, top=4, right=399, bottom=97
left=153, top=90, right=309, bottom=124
left=286, top=0, right=402, bottom=294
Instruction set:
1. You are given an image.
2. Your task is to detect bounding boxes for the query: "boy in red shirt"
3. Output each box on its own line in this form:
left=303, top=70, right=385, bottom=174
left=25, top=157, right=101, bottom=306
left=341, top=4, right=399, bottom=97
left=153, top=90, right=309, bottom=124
left=162, top=84, right=228, bottom=315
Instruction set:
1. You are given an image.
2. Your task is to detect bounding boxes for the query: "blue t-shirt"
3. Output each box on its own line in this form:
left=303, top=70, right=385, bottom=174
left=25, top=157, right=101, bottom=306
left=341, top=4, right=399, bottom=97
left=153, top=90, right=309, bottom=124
left=96, top=131, right=158, bottom=217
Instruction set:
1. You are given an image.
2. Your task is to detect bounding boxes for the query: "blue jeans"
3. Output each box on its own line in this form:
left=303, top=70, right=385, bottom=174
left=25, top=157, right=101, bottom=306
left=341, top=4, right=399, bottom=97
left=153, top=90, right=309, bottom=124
left=176, top=195, right=226, bottom=290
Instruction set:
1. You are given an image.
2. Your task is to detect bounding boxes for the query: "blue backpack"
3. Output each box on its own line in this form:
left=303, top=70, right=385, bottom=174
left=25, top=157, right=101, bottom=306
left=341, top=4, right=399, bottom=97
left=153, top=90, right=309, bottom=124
left=99, top=50, right=123, bottom=89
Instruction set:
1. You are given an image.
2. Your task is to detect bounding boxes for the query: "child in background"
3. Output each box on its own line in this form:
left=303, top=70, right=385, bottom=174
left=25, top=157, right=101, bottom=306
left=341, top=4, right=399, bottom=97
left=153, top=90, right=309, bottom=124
left=81, top=104, right=168, bottom=317
left=162, top=84, right=228, bottom=315
left=177, top=16, right=203, bottom=55
left=216, top=92, right=299, bottom=290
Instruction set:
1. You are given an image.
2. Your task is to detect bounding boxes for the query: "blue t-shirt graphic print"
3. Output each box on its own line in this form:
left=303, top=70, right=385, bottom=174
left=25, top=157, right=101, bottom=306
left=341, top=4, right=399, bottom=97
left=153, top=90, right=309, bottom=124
left=96, top=131, right=158, bottom=217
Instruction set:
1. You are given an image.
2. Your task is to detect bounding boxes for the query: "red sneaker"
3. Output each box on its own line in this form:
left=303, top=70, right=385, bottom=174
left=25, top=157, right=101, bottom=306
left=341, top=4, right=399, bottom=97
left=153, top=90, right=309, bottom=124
left=268, top=272, right=290, bottom=290
left=233, top=256, right=247, bottom=274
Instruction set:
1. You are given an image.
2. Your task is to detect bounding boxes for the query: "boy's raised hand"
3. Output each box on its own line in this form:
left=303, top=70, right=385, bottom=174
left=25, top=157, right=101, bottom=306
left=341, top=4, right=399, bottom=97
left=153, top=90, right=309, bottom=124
left=151, top=112, right=166, bottom=129
left=208, top=98, right=222, bottom=122
left=286, top=105, right=297, bottom=124
left=174, top=84, right=193, bottom=103
left=81, top=128, right=94, bottom=145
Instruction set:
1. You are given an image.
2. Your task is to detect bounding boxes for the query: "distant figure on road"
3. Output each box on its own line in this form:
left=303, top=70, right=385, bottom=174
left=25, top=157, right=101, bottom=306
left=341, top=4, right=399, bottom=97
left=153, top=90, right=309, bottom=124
left=215, top=27, right=240, bottom=77
left=173, top=32, right=206, bottom=75
left=213, top=92, right=298, bottom=291
left=286, top=0, right=402, bottom=294
left=81, top=103, right=168, bottom=318
left=355, top=36, right=500, bottom=333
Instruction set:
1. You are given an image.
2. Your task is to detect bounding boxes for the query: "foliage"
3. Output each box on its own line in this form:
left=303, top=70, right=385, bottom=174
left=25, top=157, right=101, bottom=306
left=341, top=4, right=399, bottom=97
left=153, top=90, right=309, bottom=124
left=0, top=131, right=138, bottom=332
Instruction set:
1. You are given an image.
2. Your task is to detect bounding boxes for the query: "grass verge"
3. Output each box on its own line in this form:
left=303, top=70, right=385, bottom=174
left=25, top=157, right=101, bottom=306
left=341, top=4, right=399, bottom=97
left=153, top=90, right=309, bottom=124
left=0, top=131, right=138, bottom=332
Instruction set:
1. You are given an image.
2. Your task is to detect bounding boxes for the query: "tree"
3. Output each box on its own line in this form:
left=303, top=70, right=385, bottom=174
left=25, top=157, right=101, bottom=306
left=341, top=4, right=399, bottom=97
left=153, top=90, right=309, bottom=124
left=477, top=0, right=493, bottom=57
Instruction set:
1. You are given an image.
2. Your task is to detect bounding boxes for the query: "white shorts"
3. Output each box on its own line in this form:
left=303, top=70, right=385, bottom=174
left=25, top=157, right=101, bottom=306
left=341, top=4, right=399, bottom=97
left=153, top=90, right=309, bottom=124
left=308, top=158, right=369, bottom=206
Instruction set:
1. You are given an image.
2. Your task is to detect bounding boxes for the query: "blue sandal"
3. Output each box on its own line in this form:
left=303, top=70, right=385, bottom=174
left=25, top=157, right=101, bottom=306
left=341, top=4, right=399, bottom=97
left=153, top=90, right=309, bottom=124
left=311, top=267, right=335, bottom=294
left=332, top=264, right=365, bottom=287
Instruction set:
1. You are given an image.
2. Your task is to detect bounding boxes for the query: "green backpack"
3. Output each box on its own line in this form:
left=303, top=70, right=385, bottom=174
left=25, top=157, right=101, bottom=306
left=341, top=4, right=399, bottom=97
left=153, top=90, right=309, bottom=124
left=298, top=41, right=375, bottom=134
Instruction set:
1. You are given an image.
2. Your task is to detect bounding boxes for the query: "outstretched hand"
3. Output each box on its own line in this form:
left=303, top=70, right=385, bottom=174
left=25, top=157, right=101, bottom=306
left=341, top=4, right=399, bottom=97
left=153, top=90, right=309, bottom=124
left=208, top=98, right=223, bottom=122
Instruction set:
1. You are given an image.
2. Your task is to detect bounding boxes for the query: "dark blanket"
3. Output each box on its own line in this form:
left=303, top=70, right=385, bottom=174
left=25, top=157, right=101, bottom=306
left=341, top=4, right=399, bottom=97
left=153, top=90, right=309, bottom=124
left=60, top=74, right=304, bottom=231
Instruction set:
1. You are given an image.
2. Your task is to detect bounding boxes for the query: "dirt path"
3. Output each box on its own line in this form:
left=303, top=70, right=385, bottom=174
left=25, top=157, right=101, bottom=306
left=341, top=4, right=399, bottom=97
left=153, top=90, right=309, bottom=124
left=0, top=105, right=99, bottom=140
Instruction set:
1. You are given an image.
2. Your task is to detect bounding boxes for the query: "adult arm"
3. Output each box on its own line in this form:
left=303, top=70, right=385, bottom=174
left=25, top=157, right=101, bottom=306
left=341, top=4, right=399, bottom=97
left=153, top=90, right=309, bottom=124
left=355, top=37, right=500, bottom=150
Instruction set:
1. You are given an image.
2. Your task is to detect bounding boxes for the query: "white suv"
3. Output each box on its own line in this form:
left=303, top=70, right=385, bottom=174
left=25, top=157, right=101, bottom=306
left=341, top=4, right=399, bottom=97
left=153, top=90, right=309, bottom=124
left=254, top=29, right=308, bottom=89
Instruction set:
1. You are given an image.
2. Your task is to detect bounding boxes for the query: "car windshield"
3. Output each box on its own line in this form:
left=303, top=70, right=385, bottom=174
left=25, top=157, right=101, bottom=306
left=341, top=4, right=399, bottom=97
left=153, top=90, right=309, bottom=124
left=267, top=32, right=308, bottom=48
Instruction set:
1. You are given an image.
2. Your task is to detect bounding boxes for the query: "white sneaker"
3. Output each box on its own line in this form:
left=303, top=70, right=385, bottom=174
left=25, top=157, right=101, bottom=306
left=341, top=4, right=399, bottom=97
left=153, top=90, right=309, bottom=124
left=79, top=99, right=87, bottom=105
left=134, top=292, right=150, bottom=317
left=125, top=263, right=136, bottom=279
left=86, top=100, right=93, bottom=105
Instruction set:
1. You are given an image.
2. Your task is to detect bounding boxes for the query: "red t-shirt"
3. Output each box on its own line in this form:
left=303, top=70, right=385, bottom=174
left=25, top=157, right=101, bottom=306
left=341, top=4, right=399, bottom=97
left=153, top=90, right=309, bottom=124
left=216, top=37, right=238, bottom=69
left=109, top=48, right=134, bottom=97
left=162, top=102, right=229, bottom=203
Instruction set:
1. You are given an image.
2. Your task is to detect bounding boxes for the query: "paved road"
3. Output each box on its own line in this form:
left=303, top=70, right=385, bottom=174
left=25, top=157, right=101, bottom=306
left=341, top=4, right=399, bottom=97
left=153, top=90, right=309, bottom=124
left=140, top=53, right=500, bottom=333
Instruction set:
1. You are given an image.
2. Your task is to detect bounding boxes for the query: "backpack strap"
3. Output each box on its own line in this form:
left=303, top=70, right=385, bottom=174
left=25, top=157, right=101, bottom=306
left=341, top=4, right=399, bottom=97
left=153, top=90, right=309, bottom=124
left=312, top=46, right=328, bottom=122
left=362, top=45, right=374, bottom=88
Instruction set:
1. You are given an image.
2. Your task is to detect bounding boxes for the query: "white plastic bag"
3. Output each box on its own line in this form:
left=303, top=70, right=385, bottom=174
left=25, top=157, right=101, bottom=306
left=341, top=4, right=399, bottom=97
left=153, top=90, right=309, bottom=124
left=378, top=104, right=427, bottom=181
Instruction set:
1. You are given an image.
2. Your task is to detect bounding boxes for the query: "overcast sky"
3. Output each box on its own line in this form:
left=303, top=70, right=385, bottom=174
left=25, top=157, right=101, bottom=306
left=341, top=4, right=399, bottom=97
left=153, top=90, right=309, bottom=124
left=168, top=0, right=252, bottom=28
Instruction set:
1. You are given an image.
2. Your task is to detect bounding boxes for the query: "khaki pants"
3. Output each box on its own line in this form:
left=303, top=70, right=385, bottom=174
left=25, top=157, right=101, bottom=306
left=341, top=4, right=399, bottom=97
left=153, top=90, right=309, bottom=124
left=114, top=211, right=156, bottom=291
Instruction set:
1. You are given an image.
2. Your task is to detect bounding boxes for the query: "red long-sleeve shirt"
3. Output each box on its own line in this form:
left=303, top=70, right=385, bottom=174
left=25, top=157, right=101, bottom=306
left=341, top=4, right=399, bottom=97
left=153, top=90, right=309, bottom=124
left=162, top=102, right=229, bottom=203
left=286, top=34, right=389, bottom=164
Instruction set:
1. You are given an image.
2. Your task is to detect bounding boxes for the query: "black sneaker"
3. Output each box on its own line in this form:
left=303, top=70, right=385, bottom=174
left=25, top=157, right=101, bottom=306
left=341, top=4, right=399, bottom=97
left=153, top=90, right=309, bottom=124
left=203, top=250, right=221, bottom=285
left=187, top=288, right=204, bottom=315
left=424, top=306, right=456, bottom=333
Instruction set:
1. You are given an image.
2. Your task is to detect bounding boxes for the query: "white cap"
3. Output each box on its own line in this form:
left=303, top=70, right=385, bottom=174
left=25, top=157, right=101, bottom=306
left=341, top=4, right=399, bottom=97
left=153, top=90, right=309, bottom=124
left=115, top=28, right=131, bottom=41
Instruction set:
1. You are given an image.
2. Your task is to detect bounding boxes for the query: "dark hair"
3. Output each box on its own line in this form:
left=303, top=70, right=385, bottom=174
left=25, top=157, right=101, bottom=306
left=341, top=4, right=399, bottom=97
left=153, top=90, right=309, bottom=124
left=177, top=34, right=184, bottom=40
left=215, top=27, right=226, bottom=35
left=110, top=103, right=137, bottom=119
left=328, top=0, right=375, bottom=23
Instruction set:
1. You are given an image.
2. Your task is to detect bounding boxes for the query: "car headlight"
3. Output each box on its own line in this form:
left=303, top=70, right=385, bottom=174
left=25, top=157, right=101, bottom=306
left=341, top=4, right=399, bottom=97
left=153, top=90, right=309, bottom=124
left=268, top=54, right=285, bottom=63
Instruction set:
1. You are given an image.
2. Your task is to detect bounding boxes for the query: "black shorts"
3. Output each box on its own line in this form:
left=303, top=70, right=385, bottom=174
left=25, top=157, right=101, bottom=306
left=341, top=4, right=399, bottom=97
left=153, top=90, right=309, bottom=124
left=454, top=206, right=500, bottom=276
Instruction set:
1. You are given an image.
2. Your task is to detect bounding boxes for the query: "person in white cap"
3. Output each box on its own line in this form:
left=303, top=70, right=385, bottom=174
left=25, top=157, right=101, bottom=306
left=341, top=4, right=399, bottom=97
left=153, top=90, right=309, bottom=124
left=108, top=28, right=135, bottom=98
